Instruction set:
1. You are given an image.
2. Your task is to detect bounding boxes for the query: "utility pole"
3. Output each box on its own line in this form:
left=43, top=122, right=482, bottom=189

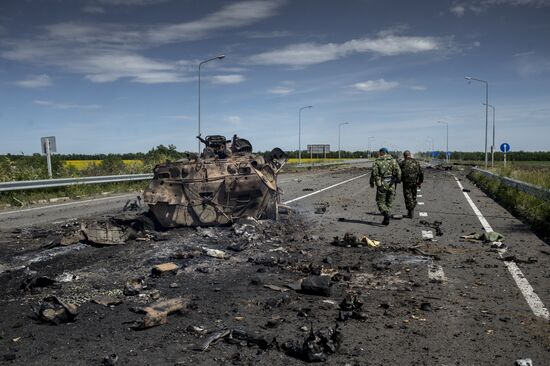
left=484, top=103, right=496, bottom=168
left=338, top=122, right=349, bottom=159
left=298, top=105, right=312, bottom=164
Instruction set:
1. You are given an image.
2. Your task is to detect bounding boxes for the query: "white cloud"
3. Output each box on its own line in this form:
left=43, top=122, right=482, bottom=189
left=450, top=0, right=550, bottom=16
left=241, top=30, right=291, bottom=39
left=268, top=86, right=294, bottom=94
left=34, top=100, right=102, bottom=109
left=248, top=34, right=441, bottom=67
left=96, top=0, right=170, bottom=5
left=82, top=6, right=105, bottom=14
left=451, top=4, right=466, bottom=16
left=225, top=115, right=242, bottom=125
left=353, top=79, right=399, bottom=92
left=146, top=1, right=284, bottom=43
left=0, top=1, right=283, bottom=84
left=211, top=74, right=246, bottom=84
left=513, top=53, right=550, bottom=76
left=409, top=85, right=427, bottom=91
left=15, top=74, right=53, bottom=88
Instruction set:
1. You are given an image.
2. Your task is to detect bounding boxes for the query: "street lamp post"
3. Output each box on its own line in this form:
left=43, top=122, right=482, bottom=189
left=483, top=103, right=496, bottom=168
left=338, top=122, right=349, bottom=159
left=465, top=76, right=489, bottom=169
left=198, top=54, right=225, bottom=156
left=437, top=121, right=449, bottom=163
left=367, top=137, right=375, bottom=159
left=426, top=136, right=434, bottom=158
left=298, top=105, right=312, bottom=164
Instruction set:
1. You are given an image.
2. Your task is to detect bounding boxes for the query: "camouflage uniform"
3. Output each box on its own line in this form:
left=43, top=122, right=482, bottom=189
left=399, top=158, right=423, bottom=212
left=370, top=154, right=402, bottom=216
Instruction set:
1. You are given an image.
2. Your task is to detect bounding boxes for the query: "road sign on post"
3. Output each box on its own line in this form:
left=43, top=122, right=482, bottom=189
left=307, top=144, right=330, bottom=154
left=307, top=144, right=330, bottom=166
left=40, top=136, right=57, bottom=179
left=500, top=142, right=510, bottom=167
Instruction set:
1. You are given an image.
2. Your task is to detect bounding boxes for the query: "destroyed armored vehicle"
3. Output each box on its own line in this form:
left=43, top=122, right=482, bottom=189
left=143, top=135, right=287, bottom=228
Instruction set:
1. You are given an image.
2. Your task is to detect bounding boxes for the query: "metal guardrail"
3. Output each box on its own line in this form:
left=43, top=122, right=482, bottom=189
left=0, top=174, right=153, bottom=192
left=472, top=168, right=550, bottom=202
left=0, top=160, right=371, bottom=192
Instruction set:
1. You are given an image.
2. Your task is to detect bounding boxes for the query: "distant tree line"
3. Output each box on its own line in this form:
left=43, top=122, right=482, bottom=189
left=1, top=146, right=549, bottom=182
left=415, top=151, right=550, bottom=161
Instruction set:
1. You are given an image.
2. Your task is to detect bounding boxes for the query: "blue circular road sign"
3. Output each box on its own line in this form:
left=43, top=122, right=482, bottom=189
left=500, top=143, right=511, bottom=153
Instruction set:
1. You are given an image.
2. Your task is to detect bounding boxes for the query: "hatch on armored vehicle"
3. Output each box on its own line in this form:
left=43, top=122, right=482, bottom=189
left=143, top=135, right=287, bottom=228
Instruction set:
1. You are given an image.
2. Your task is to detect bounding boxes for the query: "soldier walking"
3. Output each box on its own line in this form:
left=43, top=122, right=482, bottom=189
left=399, top=150, right=423, bottom=218
left=370, top=148, right=402, bottom=225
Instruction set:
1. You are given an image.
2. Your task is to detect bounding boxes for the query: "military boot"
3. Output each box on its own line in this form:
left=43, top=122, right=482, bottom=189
left=382, top=213, right=390, bottom=225
left=406, top=209, right=414, bottom=219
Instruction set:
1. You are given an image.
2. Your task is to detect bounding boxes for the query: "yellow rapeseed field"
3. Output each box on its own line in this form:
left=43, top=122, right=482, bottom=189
left=64, top=160, right=144, bottom=170
left=287, top=158, right=347, bottom=164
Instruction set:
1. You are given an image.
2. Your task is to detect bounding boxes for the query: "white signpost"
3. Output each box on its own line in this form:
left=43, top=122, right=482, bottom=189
left=41, top=136, right=57, bottom=178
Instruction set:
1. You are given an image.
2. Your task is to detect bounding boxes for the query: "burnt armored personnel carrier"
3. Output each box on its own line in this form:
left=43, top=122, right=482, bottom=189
left=143, top=135, right=287, bottom=228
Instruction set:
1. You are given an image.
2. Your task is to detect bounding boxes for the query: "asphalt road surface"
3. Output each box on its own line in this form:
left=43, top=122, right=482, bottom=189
left=0, top=163, right=548, bottom=365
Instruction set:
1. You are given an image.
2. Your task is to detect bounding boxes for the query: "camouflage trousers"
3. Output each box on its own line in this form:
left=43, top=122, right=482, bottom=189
left=375, top=183, right=396, bottom=215
left=402, top=183, right=418, bottom=211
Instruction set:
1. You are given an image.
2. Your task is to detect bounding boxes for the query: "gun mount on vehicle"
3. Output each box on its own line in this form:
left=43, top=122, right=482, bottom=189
left=143, top=135, right=288, bottom=228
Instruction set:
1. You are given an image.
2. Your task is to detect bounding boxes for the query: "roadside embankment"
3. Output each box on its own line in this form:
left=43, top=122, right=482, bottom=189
left=468, top=168, right=550, bottom=241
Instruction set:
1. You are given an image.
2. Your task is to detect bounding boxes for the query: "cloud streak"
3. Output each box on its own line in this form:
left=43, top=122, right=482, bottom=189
left=210, top=74, right=246, bottom=84
left=268, top=86, right=294, bottom=94
left=34, top=100, right=102, bottom=109
left=248, top=34, right=441, bottom=67
left=1, top=1, right=284, bottom=84
left=15, top=74, right=53, bottom=88
left=353, top=79, right=399, bottom=92
left=450, top=0, right=550, bottom=16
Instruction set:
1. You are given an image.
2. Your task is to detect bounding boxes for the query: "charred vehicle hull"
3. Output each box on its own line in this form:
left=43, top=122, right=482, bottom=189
left=143, top=136, right=287, bottom=227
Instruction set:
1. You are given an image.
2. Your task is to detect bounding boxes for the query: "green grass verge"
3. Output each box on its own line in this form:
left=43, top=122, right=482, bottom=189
left=468, top=170, right=550, bottom=241
left=0, top=181, right=148, bottom=208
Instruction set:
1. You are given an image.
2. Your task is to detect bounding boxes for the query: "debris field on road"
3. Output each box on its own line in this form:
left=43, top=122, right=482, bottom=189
left=0, top=164, right=549, bottom=365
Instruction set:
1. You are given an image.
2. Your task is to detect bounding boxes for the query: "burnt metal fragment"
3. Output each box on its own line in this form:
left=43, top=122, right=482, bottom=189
left=32, top=296, right=78, bottom=324
left=283, top=326, right=342, bottom=363
left=338, top=295, right=366, bottom=321
left=301, top=275, right=332, bottom=297
left=131, top=297, right=189, bottom=329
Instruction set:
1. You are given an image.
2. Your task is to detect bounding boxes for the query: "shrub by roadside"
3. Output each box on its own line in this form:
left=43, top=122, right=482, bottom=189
left=468, top=169, right=550, bottom=241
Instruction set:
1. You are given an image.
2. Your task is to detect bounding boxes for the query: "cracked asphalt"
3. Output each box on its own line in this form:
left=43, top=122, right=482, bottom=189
left=0, top=163, right=548, bottom=365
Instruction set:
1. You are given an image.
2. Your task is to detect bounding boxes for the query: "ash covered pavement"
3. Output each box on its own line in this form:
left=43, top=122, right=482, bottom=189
left=0, top=163, right=549, bottom=365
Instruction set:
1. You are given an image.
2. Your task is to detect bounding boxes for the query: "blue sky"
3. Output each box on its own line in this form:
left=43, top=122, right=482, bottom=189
left=1, top=0, right=549, bottom=154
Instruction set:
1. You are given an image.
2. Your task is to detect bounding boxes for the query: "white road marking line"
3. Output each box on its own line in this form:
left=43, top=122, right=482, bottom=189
left=283, top=174, right=368, bottom=204
left=452, top=175, right=550, bottom=320
left=419, top=212, right=428, bottom=217
left=453, top=177, right=492, bottom=232
left=417, top=195, right=423, bottom=198
left=417, top=189, right=421, bottom=192
left=0, top=194, right=137, bottom=217
left=428, top=264, right=447, bottom=283
left=422, top=230, right=434, bottom=240
left=418, top=202, right=425, bottom=205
